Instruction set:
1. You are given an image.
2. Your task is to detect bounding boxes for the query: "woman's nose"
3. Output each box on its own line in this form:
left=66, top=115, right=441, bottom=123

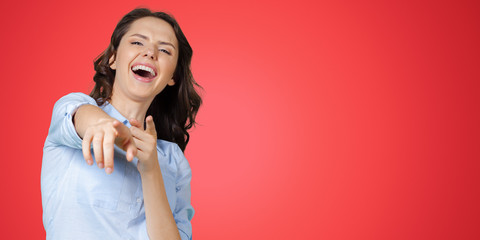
left=143, top=47, right=157, bottom=60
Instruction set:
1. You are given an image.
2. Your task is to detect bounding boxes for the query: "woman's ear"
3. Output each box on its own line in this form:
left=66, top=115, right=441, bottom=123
left=109, top=54, right=116, bottom=70
left=167, top=78, right=175, bottom=86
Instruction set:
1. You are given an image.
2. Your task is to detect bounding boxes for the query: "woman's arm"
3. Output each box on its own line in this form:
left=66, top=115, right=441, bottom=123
left=130, top=117, right=181, bottom=240
left=46, top=93, right=98, bottom=149
left=141, top=166, right=181, bottom=240
left=48, top=92, right=136, bottom=173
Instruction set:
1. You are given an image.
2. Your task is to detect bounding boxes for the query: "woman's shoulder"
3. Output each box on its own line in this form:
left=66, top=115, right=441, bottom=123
left=156, top=140, right=189, bottom=165
left=156, top=139, right=181, bottom=157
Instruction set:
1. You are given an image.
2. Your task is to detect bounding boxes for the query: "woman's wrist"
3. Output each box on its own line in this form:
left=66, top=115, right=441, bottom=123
left=139, top=161, right=162, bottom=179
left=74, top=104, right=114, bottom=139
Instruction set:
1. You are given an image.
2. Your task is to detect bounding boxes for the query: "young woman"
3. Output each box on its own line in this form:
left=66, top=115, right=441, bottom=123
left=41, top=8, right=202, bottom=240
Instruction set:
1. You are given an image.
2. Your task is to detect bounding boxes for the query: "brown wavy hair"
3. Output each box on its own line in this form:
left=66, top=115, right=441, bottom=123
left=90, top=8, right=202, bottom=152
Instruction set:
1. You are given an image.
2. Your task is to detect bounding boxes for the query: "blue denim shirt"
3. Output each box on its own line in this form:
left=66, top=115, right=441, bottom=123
left=41, top=93, right=194, bottom=240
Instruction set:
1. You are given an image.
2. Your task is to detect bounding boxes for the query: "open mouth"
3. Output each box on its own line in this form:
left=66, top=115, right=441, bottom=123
left=131, top=64, right=157, bottom=79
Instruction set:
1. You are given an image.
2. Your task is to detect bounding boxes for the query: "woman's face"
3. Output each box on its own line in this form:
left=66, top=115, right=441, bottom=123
left=110, top=16, right=179, bottom=103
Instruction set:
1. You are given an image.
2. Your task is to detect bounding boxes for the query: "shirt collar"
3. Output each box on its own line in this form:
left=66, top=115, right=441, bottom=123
left=101, top=102, right=131, bottom=128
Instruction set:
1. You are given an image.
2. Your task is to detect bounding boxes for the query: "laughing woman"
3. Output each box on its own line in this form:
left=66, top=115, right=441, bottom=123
left=41, top=8, right=202, bottom=240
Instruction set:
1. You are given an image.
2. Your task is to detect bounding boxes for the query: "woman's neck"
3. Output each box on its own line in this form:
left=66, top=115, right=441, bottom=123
left=110, top=94, right=153, bottom=129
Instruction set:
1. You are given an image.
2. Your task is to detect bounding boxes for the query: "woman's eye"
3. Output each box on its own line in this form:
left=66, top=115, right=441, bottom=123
left=160, top=49, right=171, bottom=55
left=131, top=41, right=143, bottom=46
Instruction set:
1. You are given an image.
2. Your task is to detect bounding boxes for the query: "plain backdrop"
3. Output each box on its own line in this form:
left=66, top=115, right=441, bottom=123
left=1, top=0, right=479, bottom=239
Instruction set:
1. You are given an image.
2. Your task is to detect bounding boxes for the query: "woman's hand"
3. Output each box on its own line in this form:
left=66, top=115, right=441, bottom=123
left=81, top=117, right=137, bottom=174
left=130, top=116, right=161, bottom=175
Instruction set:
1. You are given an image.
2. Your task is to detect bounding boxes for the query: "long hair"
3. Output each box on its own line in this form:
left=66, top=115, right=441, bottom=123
left=90, top=8, right=202, bottom=152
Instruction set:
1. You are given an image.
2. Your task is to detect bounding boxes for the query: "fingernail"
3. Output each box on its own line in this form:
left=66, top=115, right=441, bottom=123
left=106, top=167, right=113, bottom=174
left=87, top=160, right=93, bottom=165
left=98, top=162, right=104, bottom=169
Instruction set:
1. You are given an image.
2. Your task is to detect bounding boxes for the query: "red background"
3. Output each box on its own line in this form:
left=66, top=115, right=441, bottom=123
left=1, top=0, right=479, bottom=239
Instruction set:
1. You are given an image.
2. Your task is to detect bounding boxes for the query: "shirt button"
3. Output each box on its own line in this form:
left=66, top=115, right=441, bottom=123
left=136, top=198, right=142, bottom=203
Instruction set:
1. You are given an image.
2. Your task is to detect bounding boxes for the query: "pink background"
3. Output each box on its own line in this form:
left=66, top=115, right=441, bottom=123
left=1, top=0, right=479, bottom=239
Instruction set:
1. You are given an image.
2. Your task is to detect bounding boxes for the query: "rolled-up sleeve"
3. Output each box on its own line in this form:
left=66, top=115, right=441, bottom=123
left=172, top=145, right=195, bottom=240
left=46, top=92, right=98, bottom=149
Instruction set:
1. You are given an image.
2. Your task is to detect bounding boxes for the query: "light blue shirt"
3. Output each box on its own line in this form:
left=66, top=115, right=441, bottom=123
left=41, top=93, right=194, bottom=240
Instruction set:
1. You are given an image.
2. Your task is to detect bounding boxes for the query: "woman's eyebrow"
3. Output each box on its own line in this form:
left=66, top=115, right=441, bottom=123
left=129, top=33, right=176, bottom=49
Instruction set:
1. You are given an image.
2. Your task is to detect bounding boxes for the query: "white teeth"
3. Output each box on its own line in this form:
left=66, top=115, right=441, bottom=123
left=132, top=65, right=156, bottom=77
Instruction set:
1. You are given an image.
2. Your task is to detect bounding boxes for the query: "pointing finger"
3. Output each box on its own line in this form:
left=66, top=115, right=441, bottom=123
left=92, top=133, right=104, bottom=169
left=82, top=130, right=94, bottom=165
left=145, top=115, right=156, bottom=136
left=103, top=129, right=115, bottom=174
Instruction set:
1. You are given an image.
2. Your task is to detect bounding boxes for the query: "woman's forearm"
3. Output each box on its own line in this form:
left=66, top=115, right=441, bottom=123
left=141, top=165, right=181, bottom=240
